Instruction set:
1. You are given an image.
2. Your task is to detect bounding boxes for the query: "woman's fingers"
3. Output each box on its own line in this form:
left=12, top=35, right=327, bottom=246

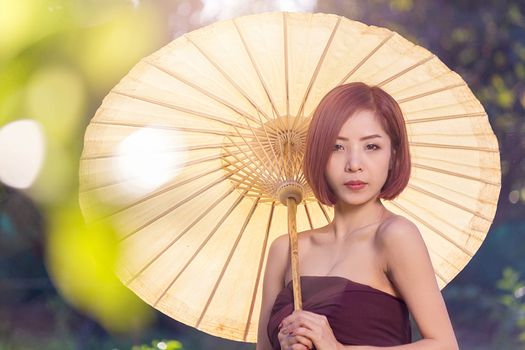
left=279, top=327, right=314, bottom=350
left=294, top=334, right=314, bottom=349
left=282, top=310, right=321, bottom=332
left=290, top=345, right=309, bottom=350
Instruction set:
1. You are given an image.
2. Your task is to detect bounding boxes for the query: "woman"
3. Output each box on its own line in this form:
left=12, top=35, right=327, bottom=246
left=256, top=82, right=459, bottom=350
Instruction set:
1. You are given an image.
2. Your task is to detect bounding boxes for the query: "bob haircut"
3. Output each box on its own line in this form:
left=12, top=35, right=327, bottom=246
left=302, top=82, right=411, bottom=206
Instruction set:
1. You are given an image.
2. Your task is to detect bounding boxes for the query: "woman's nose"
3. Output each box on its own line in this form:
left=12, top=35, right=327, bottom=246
left=345, top=153, right=362, bottom=172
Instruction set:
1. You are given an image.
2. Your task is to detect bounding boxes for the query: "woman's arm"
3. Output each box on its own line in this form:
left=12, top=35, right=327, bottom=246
left=256, top=234, right=290, bottom=350
left=340, top=217, right=459, bottom=350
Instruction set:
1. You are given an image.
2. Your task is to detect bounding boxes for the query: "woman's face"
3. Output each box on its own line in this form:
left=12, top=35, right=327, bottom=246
left=325, top=109, right=393, bottom=206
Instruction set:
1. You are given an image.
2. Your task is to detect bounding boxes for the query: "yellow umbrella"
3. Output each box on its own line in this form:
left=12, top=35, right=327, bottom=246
left=78, top=12, right=501, bottom=343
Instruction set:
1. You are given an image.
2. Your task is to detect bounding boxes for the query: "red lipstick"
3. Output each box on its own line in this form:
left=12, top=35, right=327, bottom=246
left=344, top=180, right=366, bottom=190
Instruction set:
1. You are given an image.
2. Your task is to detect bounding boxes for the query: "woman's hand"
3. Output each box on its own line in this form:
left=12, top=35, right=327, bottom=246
left=280, top=310, right=342, bottom=350
left=278, top=319, right=314, bottom=350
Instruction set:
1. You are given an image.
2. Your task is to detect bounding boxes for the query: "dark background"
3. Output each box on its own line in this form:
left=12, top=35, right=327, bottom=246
left=1, top=0, right=524, bottom=349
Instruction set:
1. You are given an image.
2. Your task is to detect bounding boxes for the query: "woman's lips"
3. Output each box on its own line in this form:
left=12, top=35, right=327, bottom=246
left=345, top=183, right=367, bottom=190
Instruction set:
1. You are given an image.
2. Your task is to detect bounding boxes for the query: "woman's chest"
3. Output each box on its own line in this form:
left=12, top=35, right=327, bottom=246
left=283, top=230, right=399, bottom=297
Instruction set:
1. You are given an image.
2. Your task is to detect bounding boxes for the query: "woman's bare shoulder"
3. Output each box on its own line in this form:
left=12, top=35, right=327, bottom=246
left=376, top=214, right=422, bottom=247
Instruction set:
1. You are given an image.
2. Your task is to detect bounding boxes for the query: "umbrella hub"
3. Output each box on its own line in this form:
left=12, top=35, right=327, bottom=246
left=276, top=181, right=304, bottom=206
left=222, top=116, right=312, bottom=204
left=273, top=129, right=303, bottom=156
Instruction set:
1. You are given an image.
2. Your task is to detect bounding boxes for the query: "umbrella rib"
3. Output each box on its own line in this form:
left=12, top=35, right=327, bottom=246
left=406, top=183, right=494, bottom=223
left=387, top=200, right=466, bottom=271
left=223, top=163, right=270, bottom=195
left=223, top=154, right=266, bottom=186
left=185, top=37, right=275, bottom=126
left=410, top=141, right=499, bottom=153
left=296, top=172, right=307, bottom=188
left=397, top=83, right=465, bottom=104
left=435, top=272, right=448, bottom=287
left=118, top=172, right=236, bottom=242
left=338, top=32, right=395, bottom=85
left=284, top=12, right=290, bottom=119
left=91, top=166, right=225, bottom=222
left=196, top=196, right=261, bottom=328
left=110, top=90, right=252, bottom=131
left=244, top=201, right=276, bottom=341
left=123, top=187, right=237, bottom=285
left=224, top=142, right=290, bottom=192
left=414, top=154, right=501, bottom=171
left=292, top=150, right=306, bottom=184
left=81, top=142, right=236, bottom=161
left=296, top=16, right=341, bottom=120
left=153, top=189, right=248, bottom=307
left=253, top=107, right=288, bottom=182
left=238, top=114, right=288, bottom=182
left=233, top=18, right=282, bottom=120
left=222, top=145, right=273, bottom=185
left=80, top=149, right=245, bottom=193
left=145, top=60, right=269, bottom=129
left=397, top=195, right=484, bottom=242
left=225, top=134, right=278, bottom=185
left=258, top=112, right=288, bottom=183
left=405, top=112, right=486, bottom=124
left=412, top=162, right=501, bottom=187
left=304, top=203, right=314, bottom=230
left=376, top=55, right=434, bottom=87
left=89, top=120, right=253, bottom=138
left=317, top=202, right=331, bottom=224
left=229, top=128, right=282, bottom=184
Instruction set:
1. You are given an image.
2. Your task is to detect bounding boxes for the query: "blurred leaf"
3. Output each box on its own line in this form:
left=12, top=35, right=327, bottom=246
left=497, top=267, right=520, bottom=291
left=0, top=0, right=71, bottom=61
left=24, top=64, right=87, bottom=143
left=132, top=339, right=184, bottom=350
left=508, top=4, right=524, bottom=26
left=389, top=0, right=413, bottom=12
left=75, top=4, right=164, bottom=92
left=45, top=199, right=154, bottom=333
left=452, top=27, right=473, bottom=43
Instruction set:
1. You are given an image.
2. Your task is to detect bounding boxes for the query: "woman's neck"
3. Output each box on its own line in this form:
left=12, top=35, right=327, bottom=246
left=328, top=198, right=386, bottom=242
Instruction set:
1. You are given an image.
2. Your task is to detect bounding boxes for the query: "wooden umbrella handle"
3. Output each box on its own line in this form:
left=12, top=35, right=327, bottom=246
left=287, top=197, right=302, bottom=310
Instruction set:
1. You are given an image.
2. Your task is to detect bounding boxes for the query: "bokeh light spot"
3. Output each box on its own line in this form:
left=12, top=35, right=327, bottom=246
left=509, top=190, right=520, bottom=204
left=0, top=119, right=45, bottom=188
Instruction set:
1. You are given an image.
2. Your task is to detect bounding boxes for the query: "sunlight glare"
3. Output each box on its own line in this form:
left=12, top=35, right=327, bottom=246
left=199, top=0, right=317, bottom=23
left=115, top=127, right=187, bottom=195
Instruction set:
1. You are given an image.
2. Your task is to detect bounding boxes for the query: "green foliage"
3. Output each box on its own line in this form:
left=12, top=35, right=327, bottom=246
left=132, top=339, right=184, bottom=350
left=497, top=267, right=525, bottom=344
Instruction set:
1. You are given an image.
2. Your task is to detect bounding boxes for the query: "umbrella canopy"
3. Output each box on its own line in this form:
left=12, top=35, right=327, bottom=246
left=79, top=12, right=501, bottom=342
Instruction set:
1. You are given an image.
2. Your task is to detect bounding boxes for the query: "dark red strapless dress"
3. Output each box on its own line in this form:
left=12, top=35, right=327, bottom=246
left=267, top=276, right=411, bottom=349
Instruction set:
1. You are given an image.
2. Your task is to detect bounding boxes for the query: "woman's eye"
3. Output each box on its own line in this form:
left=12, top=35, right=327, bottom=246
left=366, top=144, right=380, bottom=150
left=333, top=144, right=344, bottom=151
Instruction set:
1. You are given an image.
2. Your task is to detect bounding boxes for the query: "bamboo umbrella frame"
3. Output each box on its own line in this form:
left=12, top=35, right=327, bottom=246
left=79, top=12, right=501, bottom=342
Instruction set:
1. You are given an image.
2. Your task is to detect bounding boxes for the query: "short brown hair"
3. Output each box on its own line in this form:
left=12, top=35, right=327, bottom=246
left=302, top=82, right=411, bottom=205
